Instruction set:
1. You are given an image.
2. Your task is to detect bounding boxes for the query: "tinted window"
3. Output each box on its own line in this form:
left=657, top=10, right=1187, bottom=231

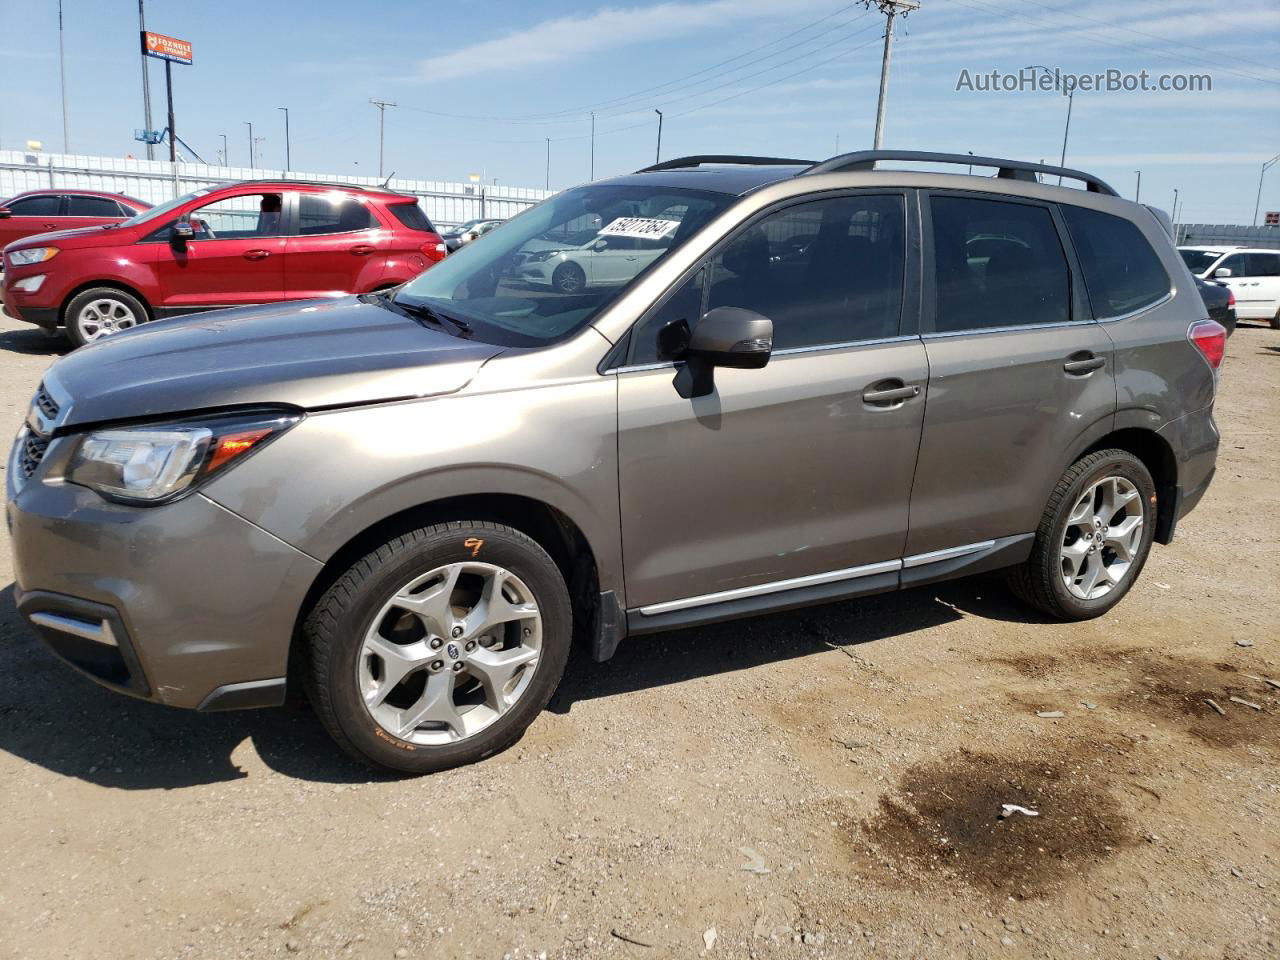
left=66, top=196, right=125, bottom=217
left=389, top=202, right=435, bottom=233
left=1246, top=253, right=1280, bottom=277
left=931, top=196, right=1070, bottom=331
left=701, top=195, right=904, bottom=351
left=1061, top=205, right=1170, bottom=317
left=298, top=194, right=377, bottom=235
left=1179, top=248, right=1224, bottom=274
left=1216, top=253, right=1248, bottom=277
left=7, top=195, right=61, bottom=216
left=631, top=268, right=706, bottom=364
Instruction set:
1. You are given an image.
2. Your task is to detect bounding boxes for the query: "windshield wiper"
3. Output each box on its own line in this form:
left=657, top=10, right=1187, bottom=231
left=387, top=295, right=474, bottom=338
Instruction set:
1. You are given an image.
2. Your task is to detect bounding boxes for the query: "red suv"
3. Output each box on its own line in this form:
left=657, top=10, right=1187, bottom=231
left=0, top=189, right=150, bottom=251
left=2, top=180, right=447, bottom=345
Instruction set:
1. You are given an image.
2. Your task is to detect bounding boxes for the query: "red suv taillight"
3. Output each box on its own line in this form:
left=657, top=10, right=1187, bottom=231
left=420, top=233, right=447, bottom=261
left=1226, top=289, right=1235, bottom=308
left=1189, top=319, right=1226, bottom=370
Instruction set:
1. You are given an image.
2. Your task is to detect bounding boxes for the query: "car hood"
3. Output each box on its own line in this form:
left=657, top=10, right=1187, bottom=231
left=44, top=297, right=505, bottom=427
left=3, top=223, right=125, bottom=253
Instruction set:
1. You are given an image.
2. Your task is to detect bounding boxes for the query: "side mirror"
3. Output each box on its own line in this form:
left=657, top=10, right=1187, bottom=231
left=0, top=207, right=11, bottom=219
left=676, top=306, right=773, bottom=399
left=1213, top=266, right=1232, bottom=279
left=170, top=221, right=194, bottom=248
left=590, top=238, right=609, bottom=252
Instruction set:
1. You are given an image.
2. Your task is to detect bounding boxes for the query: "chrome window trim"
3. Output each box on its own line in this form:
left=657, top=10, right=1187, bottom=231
left=636, top=538, right=1002, bottom=616
left=607, top=334, right=921, bottom=375
left=1093, top=289, right=1174, bottom=324
left=922, top=318, right=1097, bottom=340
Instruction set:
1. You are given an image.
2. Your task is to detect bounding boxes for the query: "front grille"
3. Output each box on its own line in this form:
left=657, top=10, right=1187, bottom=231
left=20, top=431, right=50, bottom=479
left=34, top=385, right=60, bottom=421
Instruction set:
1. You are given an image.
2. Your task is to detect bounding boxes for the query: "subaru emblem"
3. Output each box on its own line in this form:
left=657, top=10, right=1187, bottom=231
left=446, top=642, right=461, bottom=660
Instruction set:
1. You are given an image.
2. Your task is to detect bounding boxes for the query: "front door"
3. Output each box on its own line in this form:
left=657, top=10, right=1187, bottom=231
left=1215, top=251, right=1280, bottom=320
left=617, top=192, right=927, bottom=610
left=905, top=192, right=1117, bottom=557
left=150, top=190, right=286, bottom=309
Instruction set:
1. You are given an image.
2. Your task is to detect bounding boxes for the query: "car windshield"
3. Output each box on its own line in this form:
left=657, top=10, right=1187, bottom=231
left=1179, top=249, right=1224, bottom=273
left=118, top=189, right=211, bottom=228
left=394, top=184, right=734, bottom=347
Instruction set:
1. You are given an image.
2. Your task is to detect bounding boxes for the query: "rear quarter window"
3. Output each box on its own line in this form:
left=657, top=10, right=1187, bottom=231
left=1061, top=205, right=1170, bottom=318
left=388, top=202, right=436, bottom=233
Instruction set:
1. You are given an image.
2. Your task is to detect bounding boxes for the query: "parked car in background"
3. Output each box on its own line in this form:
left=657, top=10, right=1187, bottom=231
left=0, top=189, right=150, bottom=256
left=2, top=180, right=447, bottom=346
left=442, top=218, right=504, bottom=252
left=1194, top=276, right=1236, bottom=337
left=1179, top=245, right=1280, bottom=328
left=7, top=151, right=1222, bottom=774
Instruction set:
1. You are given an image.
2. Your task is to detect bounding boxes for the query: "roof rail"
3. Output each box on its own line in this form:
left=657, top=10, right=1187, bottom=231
left=230, top=177, right=405, bottom=193
left=635, top=155, right=815, bottom=174
left=803, top=150, right=1118, bottom=196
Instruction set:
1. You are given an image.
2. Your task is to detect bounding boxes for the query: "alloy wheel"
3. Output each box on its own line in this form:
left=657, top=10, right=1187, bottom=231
left=1059, top=475, right=1144, bottom=600
left=357, top=562, right=542, bottom=746
left=77, top=298, right=139, bottom=341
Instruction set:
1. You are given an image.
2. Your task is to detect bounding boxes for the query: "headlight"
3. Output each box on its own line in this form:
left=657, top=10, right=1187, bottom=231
left=66, top=411, right=300, bottom=504
left=528, top=250, right=564, bottom=263
left=8, top=246, right=59, bottom=268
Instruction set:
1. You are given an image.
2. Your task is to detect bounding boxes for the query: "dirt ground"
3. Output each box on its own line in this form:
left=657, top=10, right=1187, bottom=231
left=0, top=308, right=1276, bottom=960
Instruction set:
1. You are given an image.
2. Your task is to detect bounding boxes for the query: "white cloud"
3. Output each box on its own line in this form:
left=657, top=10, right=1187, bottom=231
left=417, top=0, right=831, bottom=76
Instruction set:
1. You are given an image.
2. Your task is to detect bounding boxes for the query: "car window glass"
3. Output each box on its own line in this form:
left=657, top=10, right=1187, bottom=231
left=1217, top=254, right=1248, bottom=276
left=631, top=268, right=706, bottom=364
left=1247, top=253, right=1280, bottom=277
left=930, top=195, right=1070, bottom=332
left=66, top=196, right=125, bottom=217
left=7, top=195, right=61, bottom=216
left=1060, top=205, right=1170, bottom=318
left=184, top=192, right=286, bottom=240
left=702, top=194, right=905, bottom=351
left=1178, top=249, right=1223, bottom=274
left=298, top=193, right=378, bottom=235
left=389, top=202, right=435, bottom=233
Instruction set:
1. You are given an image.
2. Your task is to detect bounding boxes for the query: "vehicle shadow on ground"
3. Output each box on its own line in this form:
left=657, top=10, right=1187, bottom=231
left=0, top=574, right=1046, bottom=789
left=0, top=323, right=69, bottom=357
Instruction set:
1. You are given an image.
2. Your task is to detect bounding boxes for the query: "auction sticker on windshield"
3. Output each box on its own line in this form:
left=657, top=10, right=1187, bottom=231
left=599, top=217, right=680, bottom=240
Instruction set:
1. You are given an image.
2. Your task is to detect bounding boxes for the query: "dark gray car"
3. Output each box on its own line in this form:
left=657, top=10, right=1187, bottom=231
left=6, top=151, right=1224, bottom=773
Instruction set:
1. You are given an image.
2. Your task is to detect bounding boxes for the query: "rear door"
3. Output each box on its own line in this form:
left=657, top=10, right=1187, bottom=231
left=1242, top=252, right=1280, bottom=320
left=0, top=194, right=63, bottom=250
left=905, top=191, right=1116, bottom=558
left=283, top=191, right=388, bottom=298
left=617, top=191, right=928, bottom=610
left=149, top=190, right=286, bottom=309
left=62, top=194, right=130, bottom=233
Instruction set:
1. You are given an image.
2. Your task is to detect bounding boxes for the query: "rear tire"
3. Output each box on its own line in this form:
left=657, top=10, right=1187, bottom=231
left=303, top=521, right=571, bottom=775
left=1007, top=449, right=1156, bottom=620
left=65, top=287, right=149, bottom=348
left=1270, top=308, right=1279, bottom=330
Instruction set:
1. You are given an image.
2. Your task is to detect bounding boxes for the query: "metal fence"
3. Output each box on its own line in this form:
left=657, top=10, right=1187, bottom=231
left=0, top=150, right=551, bottom=229
left=1175, top=223, right=1280, bottom=249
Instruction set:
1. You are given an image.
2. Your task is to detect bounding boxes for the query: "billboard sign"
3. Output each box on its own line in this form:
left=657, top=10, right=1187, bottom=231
left=143, top=31, right=193, bottom=65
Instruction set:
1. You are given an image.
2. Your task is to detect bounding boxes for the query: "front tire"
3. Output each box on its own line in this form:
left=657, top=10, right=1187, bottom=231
left=1007, top=449, right=1156, bottom=620
left=303, top=521, right=571, bottom=774
left=552, top=262, right=586, bottom=294
left=65, top=287, right=149, bottom=348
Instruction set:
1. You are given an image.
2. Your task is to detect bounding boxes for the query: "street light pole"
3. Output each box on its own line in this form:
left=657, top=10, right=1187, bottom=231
left=220, top=133, right=228, bottom=166
left=654, top=109, right=663, bottom=164
left=590, top=112, right=595, bottom=181
left=1134, top=170, right=1141, bottom=203
left=545, top=137, right=551, bottom=191
left=138, top=0, right=154, bottom=159
left=869, top=0, right=919, bottom=149
left=244, top=121, right=254, bottom=169
left=1253, top=153, right=1280, bottom=226
left=57, top=0, right=70, bottom=152
left=369, top=99, right=396, bottom=178
left=1026, top=65, right=1074, bottom=184
left=278, top=107, right=291, bottom=172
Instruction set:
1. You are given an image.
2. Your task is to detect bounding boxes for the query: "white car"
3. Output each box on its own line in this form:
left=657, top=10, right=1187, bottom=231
left=1179, top=246, right=1280, bottom=328
left=515, top=234, right=670, bottom=293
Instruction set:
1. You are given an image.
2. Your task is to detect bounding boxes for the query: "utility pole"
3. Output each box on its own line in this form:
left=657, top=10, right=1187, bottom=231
left=654, top=109, right=663, bottom=164
left=590, top=112, right=595, bottom=181
left=1134, top=169, right=1141, bottom=202
left=244, top=121, right=254, bottom=169
left=1026, top=66, right=1075, bottom=185
left=138, top=0, right=154, bottom=159
left=220, top=133, right=228, bottom=166
left=1253, top=152, right=1280, bottom=226
left=369, top=99, right=396, bottom=178
left=278, top=107, right=291, bottom=171
left=545, top=137, right=551, bottom=191
left=1171, top=187, right=1179, bottom=229
left=58, top=0, right=69, bottom=152
left=867, top=0, right=919, bottom=149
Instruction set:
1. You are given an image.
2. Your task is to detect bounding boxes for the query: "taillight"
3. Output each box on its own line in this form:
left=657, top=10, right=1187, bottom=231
left=1189, top=319, right=1226, bottom=370
left=1226, top=289, right=1235, bottom=308
left=420, top=233, right=446, bottom=260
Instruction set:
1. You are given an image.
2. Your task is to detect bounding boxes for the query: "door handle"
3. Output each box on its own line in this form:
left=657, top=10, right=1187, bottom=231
left=243, top=249, right=270, bottom=261
left=862, top=381, right=921, bottom=405
left=1063, top=352, right=1105, bottom=375
left=43, top=222, right=57, bottom=229
left=349, top=244, right=375, bottom=256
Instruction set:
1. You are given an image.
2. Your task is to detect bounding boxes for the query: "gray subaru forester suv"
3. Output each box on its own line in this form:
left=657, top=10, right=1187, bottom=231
left=7, top=151, right=1223, bottom=774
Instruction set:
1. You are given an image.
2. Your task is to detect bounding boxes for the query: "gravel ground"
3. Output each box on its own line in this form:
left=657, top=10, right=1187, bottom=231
left=0, top=308, right=1277, bottom=960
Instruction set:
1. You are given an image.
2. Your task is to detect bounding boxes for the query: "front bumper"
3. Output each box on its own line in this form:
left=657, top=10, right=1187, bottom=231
left=6, top=443, right=323, bottom=709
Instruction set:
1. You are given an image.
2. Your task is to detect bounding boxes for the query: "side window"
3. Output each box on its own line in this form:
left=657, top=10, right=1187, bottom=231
left=1216, top=253, right=1249, bottom=277
left=1247, top=253, right=1280, bottom=277
left=1060, top=205, right=1170, bottom=318
left=930, top=195, right=1070, bottom=332
left=631, top=268, right=706, bottom=364
left=185, top=192, right=285, bottom=239
left=297, top=194, right=377, bottom=235
left=66, top=196, right=125, bottom=217
left=7, top=195, right=61, bottom=216
left=703, top=194, right=905, bottom=351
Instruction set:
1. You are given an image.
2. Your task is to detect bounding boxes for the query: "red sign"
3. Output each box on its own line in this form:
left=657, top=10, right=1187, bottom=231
left=1266, top=211, right=1279, bottom=226
left=143, top=31, right=193, bottom=65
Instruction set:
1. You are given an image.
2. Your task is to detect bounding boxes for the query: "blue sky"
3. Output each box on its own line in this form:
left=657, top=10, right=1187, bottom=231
left=1, top=0, right=1278, bottom=223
